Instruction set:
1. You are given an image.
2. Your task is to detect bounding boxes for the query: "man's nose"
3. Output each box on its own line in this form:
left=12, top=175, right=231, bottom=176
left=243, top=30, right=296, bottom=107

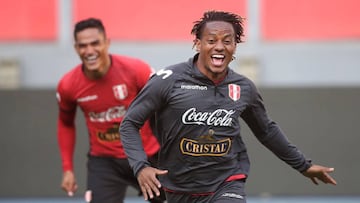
left=214, top=41, right=225, bottom=51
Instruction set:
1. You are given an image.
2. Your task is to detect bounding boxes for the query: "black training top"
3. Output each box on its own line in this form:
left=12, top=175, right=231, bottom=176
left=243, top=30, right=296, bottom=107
left=120, top=54, right=312, bottom=193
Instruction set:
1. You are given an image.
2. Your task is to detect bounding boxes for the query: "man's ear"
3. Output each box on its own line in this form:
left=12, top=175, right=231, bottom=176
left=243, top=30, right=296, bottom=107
left=194, top=39, right=200, bottom=52
left=106, top=38, right=111, bottom=46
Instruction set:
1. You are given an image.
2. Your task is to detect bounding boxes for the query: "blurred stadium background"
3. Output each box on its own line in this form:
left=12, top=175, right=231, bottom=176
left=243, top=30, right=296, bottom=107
left=0, top=0, right=359, bottom=202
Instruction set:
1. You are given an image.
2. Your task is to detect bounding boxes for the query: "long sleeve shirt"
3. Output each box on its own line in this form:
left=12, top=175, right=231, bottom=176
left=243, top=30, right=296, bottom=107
left=120, top=54, right=311, bottom=193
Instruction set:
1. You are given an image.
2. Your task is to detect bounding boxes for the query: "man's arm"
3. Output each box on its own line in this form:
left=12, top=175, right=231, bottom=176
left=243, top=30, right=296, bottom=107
left=120, top=69, right=173, bottom=175
left=57, top=108, right=78, bottom=196
left=120, top=70, right=174, bottom=200
left=241, top=81, right=312, bottom=172
left=57, top=108, right=76, bottom=172
left=242, top=80, right=336, bottom=185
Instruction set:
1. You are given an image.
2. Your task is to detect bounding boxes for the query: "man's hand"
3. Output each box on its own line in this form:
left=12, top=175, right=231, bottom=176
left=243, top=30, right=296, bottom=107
left=61, top=170, right=78, bottom=196
left=302, top=164, right=337, bottom=185
left=137, top=166, right=168, bottom=201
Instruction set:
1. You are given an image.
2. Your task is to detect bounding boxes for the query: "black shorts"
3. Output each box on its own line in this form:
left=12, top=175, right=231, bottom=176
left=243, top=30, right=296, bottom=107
left=86, top=154, right=166, bottom=203
left=164, top=180, right=246, bottom=203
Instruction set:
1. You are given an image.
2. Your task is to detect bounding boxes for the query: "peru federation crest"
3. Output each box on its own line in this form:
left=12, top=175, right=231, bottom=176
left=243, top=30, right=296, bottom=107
left=113, top=84, right=128, bottom=100
left=228, top=84, right=241, bottom=101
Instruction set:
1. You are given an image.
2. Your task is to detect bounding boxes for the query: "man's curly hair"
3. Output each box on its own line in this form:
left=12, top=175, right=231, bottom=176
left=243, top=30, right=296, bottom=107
left=191, top=10, right=245, bottom=47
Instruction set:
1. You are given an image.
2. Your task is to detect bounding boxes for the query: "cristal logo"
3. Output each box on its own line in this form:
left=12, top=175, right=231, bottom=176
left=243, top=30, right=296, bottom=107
left=180, top=137, right=231, bottom=156
left=182, top=108, right=234, bottom=126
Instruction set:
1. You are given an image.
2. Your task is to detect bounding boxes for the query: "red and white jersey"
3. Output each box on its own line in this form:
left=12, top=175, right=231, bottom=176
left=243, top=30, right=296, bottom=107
left=56, top=54, right=159, bottom=171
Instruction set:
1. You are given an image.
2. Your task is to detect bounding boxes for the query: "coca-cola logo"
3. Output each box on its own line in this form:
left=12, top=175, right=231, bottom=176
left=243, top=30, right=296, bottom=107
left=89, top=106, right=126, bottom=122
left=182, top=108, right=234, bottom=126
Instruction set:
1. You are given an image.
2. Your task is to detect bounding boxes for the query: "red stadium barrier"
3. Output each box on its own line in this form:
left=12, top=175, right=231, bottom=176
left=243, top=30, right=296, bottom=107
left=0, top=0, right=57, bottom=41
left=261, top=0, right=360, bottom=41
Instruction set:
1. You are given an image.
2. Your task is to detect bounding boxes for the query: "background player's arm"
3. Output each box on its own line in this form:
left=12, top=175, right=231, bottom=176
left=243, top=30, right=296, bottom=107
left=56, top=84, right=78, bottom=196
left=133, top=59, right=154, bottom=90
left=57, top=107, right=78, bottom=196
left=58, top=108, right=76, bottom=172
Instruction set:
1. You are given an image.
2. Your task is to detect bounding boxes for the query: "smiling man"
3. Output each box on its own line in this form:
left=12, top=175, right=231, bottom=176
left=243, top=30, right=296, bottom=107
left=56, top=18, right=166, bottom=203
left=119, top=10, right=337, bottom=203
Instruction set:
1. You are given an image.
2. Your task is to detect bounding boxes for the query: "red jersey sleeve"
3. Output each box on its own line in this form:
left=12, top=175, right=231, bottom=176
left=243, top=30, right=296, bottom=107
left=56, top=77, right=77, bottom=172
left=133, top=59, right=154, bottom=90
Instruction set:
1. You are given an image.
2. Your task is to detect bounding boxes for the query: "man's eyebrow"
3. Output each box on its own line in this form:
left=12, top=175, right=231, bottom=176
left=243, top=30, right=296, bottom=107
left=76, top=39, right=100, bottom=46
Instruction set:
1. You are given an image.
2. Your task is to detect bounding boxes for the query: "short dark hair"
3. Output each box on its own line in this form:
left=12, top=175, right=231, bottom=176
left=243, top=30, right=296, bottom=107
left=73, top=18, right=106, bottom=40
left=191, top=10, right=245, bottom=46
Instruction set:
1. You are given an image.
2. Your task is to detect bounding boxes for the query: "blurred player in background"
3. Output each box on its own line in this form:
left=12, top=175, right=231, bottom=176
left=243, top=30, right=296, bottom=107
left=119, top=10, right=337, bottom=203
left=56, top=18, right=165, bottom=203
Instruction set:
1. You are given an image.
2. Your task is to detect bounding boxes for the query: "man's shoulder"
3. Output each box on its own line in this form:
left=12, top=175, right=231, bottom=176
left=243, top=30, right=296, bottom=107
left=228, top=69, right=255, bottom=83
left=159, top=61, right=190, bottom=75
left=110, top=54, right=152, bottom=76
left=57, top=65, right=83, bottom=90
left=111, top=54, right=148, bottom=66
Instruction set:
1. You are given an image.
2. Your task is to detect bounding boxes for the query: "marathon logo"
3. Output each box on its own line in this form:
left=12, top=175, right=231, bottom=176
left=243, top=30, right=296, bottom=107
left=221, top=193, right=244, bottom=199
left=181, top=84, right=207, bottom=90
left=77, top=94, right=98, bottom=102
left=180, top=131, right=231, bottom=156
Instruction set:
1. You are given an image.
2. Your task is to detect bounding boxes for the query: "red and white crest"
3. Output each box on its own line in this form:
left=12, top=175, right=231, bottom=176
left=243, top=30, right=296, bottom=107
left=113, top=84, right=128, bottom=100
left=228, top=84, right=241, bottom=101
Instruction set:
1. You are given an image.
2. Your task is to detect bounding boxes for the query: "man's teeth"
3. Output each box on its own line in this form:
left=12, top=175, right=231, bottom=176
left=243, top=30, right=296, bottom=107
left=211, top=55, right=225, bottom=66
left=212, top=55, right=225, bottom=59
left=86, top=56, right=97, bottom=61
